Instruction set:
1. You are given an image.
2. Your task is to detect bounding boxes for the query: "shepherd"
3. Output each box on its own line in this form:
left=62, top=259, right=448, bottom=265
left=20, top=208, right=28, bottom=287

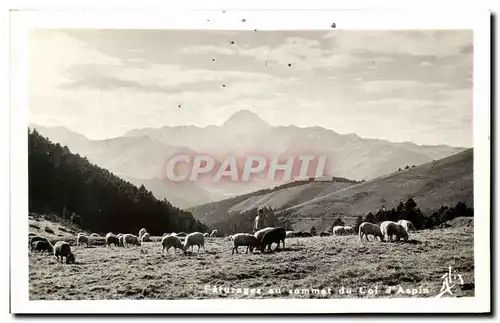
left=253, top=207, right=266, bottom=233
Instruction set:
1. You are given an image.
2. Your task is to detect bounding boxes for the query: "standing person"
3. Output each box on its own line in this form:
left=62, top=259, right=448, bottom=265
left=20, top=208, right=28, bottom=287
left=254, top=207, right=266, bottom=233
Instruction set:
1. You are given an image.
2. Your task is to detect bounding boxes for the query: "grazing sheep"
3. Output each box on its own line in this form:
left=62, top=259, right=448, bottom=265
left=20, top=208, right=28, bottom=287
left=77, top=234, right=89, bottom=247
left=53, top=241, right=75, bottom=264
left=161, top=235, right=184, bottom=254
left=343, top=226, right=355, bottom=235
left=398, top=220, right=416, bottom=232
left=203, top=233, right=209, bottom=237
left=141, top=232, right=151, bottom=242
left=259, top=227, right=286, bottom=253
left=32, top=240, right=53, bottom=254
left=320, top=231, right=332, bottom=237
left=358, top=222, right=384, bottom=242
left=118, top=235, right=124, bottom=247
left=254, top=227, right=275, bottom=241
left=210, top=230, right=219, bottom=237
left=29, top=236, right=50, bottom=250
left=123, top=234, right=142, bottom=247
left=90, top=233, right=100, bottom=237
left=106, top=232, right=120, bottom=247
left=231, top=233, right=260, bottom=255
left=380, top=221, right=409, bottom=242
left=183, top=232, right=205, bottom=253
left=285, top=231, right=297, bottom=238
left=138, top=228, right=147, bottom=239
left=333, top=226, right=346, bottom=236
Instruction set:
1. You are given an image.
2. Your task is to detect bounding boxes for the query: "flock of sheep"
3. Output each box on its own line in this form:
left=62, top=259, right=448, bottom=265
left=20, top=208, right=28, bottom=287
left=28, top=219, right=417, bottom=265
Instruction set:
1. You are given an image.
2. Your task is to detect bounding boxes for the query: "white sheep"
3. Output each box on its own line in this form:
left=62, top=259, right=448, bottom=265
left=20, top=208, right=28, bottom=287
left=380, top=221, right=409, bottom=242
left=343, top=226, right=355, bottom=235
left=53, top=241, right=75, bottom=264
left=231, top=233, right=260, bottom=254
left=123, top=234, right=142, bottom=247
left=398, top=220, right=416, bottom=232
left=90, top=233, right=100, bottom=237
left=161, top=235, right=184, bottom=254
left=183, top=232, right=205, bottom=253
left=210, top=230, right=219, bottom=237
left=141, top=232, right=151, bottom=242
left=358, top=222, right=384, bottom=242
left=333, top=226, right=346, bottom=236
left=77, top=234, right=89, bottom=247
left=138, top=228, right=147, bottom=239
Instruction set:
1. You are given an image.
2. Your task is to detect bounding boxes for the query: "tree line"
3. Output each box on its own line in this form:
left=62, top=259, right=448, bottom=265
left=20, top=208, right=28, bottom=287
left=29, top=128, right=208, bottom=235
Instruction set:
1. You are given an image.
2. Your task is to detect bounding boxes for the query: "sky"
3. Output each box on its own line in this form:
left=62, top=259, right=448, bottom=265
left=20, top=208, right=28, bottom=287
left=29, top=29, right=473, bottom=147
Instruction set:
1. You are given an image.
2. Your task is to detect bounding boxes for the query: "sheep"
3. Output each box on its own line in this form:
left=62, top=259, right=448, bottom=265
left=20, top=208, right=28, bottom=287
left=380, top=221, right=409, bottom=242
left=77, top=234, right=89, bottom=247
left=259, top=227, right=286, bottom=253
left=138, top=228, right=147, bottom=239
left=398, top=220, right=416, bottom=232
left=161, top=235, right=184, bottom=254
left=301, top=232, right=313, bottom=237
left=118, top=235, right=124, bottom=247
left=333, top=226, right=346, bottom=236
left=77, top=232, right=86, bottom=237
left=53, top=241, right=75, bottom=264
left=141, top=232, right=151, bottom=242
left=285, top=231, right=296, bottom=238
left=343, top=226, right=356, bottom=235
left=203, top=233, right=209, bottom=237
left=183, top=232, right=205, bottom=253
left=320, top=231, right=332, bottom=237
left=231, top=233, right=260, bottom=255
left=358, top=222, right=384, bottom=242
left=254, top=227, right=275, bottom=241
left=29, top=236, right=50, bottom=250
left=106, top=232, right=120, bottom=247
left=32, top=240, right=53, bottom=254
left=123, top=234, right=141, bottom=247
left=210, top=230, right=219, bottom=237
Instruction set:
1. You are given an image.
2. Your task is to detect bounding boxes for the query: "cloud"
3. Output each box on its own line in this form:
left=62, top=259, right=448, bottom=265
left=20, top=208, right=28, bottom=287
left=322, top=30, right=472, bottom=57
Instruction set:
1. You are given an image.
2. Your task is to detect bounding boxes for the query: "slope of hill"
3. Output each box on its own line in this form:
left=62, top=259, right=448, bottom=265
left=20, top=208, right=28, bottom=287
left=279, top=148, right=473, bottom=231
left=28, top=128, right=208, bottom=235
left=190, top=149, right=473, bottom=232
left=189, top=180, right=356, bottom=225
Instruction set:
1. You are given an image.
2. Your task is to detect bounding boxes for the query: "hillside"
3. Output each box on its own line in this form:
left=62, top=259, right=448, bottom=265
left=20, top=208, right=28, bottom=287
left=28, top=128, right=208, bottom=235
left=191, top=149, right=473, bottom=232
left=189, top=180, right=356, bottom=226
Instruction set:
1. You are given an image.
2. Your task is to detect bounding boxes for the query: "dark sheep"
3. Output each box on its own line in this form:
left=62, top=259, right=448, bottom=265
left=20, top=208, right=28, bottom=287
left=320, top=232, right=332, bottom=237
left=259, top=227, right=286, bottom=253
left=29, top=236, right=50, bottom=250
left=53, top=241, right=75, bottom=264
left=32, top=240, right=53, bottom=254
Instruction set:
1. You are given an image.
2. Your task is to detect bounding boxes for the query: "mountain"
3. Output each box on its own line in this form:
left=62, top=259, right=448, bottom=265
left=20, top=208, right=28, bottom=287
left=31, top=110, right=468, bottom=208
left=28, top=128, right=208, bottom=235
left=189, top=149, right=473, bottom=232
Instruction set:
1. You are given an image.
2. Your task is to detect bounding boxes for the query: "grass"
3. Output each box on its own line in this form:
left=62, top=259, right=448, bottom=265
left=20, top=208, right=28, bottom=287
left=29, top=227, right=474, bottom=300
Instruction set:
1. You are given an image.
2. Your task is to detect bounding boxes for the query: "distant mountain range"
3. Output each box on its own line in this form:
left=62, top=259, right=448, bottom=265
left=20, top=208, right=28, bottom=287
left=30, top=110, right=468, bottom=208
left=190, top=148, right=473, bottom=232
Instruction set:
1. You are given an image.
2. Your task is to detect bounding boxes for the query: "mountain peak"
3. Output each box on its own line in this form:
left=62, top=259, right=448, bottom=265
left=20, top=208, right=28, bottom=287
left=222, top=110, right=271, bottom=132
